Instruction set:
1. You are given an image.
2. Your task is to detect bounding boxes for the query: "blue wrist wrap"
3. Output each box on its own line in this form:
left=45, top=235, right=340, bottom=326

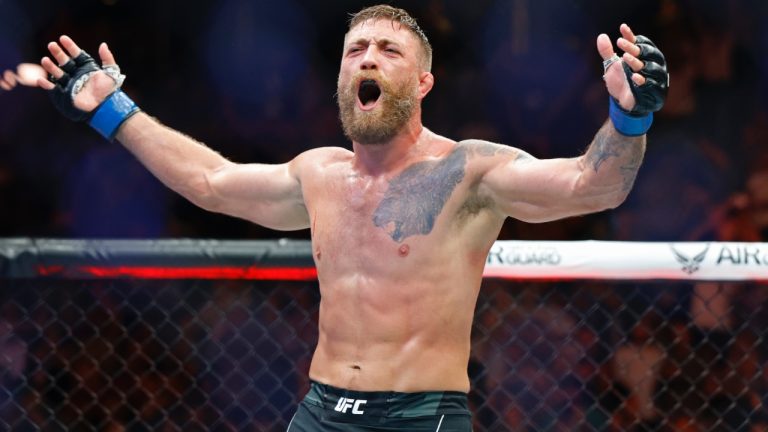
left=608, top=97, right=653, bottom=137
left=88, top=90, right=140, bottom=141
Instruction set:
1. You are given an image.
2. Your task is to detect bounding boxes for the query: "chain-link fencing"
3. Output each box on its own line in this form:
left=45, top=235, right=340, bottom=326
left=1, top=278, right=766, bottom=431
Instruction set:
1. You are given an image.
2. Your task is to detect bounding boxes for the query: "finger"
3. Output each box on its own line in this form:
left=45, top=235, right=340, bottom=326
left=617, top=37, right=641, bottom=58
left=16, top=63, right=47, bottom=86
left=47, top=42, right=71, bottom=67
left=0, top=72, right=13, bottom=90
left=41, top=56, right=64, bottom=79
left=99, top=42, right=117, bottom=66
left=596, top=33, right=616, bottom=60
left=620, top=23, right=637, bottom=44
left=622, top=52, right=644, bottom=73
left=59, top=35, right=83, bottom=58
left=641, top=61, right=668, bottom=84
left=632, top=73, right=646, bottom=86
left=3, top=70, right=17, bottom=87
left=636, top=42, right=665, bottom=65
left=36, top=77, right=55, bottom=90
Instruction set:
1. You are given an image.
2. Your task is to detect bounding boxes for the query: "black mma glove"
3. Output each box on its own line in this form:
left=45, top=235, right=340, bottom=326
left=47, top=50, right=139, bottom=140
left=607, top=34, right=669, bottom=136
left=621, top=35, right=668, bottom=115
left=48, top=51, right=101, bottom=122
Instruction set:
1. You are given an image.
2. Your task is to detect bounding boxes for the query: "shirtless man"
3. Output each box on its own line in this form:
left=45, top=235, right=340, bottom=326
left=5, top=4, right=667, bottom=431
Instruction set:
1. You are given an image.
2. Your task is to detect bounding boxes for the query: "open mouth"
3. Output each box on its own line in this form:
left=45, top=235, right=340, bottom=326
left=357, top=79, right=381, bottom=110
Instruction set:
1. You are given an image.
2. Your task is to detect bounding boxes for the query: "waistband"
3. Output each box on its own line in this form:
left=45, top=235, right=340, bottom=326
left=302, top=380, right=470, bottom=419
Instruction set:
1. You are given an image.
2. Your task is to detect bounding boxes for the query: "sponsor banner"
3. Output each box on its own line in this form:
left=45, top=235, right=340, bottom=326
left=484, top=241, right=768, bottom=281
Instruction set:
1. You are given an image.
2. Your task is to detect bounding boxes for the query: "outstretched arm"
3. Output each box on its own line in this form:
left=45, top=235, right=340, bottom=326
left=35, top=36, right=309, bottom=230
left=478, top=24, right=666, bottom=222
left=115, top=113, right=310, bottom=230
left=473, top=126, right=643, bottom=223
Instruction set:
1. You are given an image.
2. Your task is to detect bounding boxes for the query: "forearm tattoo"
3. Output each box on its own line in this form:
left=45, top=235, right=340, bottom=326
left=585, top=122, right=645, bottom=192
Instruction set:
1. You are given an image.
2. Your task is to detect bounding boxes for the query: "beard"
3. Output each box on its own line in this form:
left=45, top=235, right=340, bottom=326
left=337, top=71, right=418, bottom=145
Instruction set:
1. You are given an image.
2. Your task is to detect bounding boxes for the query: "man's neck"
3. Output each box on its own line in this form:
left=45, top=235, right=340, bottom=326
left=351, top=120, right=429, bottom=175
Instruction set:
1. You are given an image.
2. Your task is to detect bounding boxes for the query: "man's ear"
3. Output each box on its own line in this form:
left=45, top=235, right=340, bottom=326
left=417, top=71, right=434, bottom=100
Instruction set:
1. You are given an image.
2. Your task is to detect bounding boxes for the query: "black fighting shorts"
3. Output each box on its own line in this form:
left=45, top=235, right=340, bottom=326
left=287, top=380, right=472, bottom=431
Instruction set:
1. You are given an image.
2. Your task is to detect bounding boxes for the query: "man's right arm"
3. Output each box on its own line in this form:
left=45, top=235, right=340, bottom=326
left=117, top=113, right=310, bottom=230
left=35, top=35, right=310, bottom=231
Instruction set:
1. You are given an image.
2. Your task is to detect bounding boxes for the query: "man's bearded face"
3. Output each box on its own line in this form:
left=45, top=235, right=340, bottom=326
left=337, top=70, right=418, bottom=145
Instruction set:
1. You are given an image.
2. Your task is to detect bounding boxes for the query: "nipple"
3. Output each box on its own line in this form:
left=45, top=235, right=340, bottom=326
left=398, top=244, right=410, bottom=257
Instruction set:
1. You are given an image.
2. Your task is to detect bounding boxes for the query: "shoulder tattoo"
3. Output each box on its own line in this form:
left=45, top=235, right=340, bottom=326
left=460, top=139, right=532, bottom=162
left=373, top=147, right=467, bottom=242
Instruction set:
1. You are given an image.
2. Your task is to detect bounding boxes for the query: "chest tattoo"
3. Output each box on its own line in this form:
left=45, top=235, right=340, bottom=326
left=373, top=148, right=467, bottom=242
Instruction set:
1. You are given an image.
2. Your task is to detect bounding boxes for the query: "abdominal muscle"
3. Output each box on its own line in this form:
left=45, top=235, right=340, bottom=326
left=307, top=265, right=481, bottom=393
left=301, top=146, right=498, bottom=393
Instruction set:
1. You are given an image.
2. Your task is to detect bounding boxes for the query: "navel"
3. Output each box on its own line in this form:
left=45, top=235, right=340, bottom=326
left=398, top=244, right=410, bottom=257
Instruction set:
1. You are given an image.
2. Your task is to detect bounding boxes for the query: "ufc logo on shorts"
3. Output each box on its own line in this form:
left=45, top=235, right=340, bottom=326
left=333, top=397, right=367, bottom=414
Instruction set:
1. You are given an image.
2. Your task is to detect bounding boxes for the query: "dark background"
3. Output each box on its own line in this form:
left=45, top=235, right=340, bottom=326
left=1, top=0, right=767, bottom=242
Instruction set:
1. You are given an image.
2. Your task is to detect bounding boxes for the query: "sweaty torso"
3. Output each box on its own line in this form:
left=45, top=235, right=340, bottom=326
left=298, top=136, right=511, bottom=392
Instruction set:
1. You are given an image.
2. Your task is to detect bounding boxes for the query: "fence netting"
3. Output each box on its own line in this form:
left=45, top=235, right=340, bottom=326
left=1, top=279, right=767, bottom=431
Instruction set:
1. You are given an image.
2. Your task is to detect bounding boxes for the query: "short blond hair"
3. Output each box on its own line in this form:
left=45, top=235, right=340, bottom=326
left=348, top=4, right=433, bottom=71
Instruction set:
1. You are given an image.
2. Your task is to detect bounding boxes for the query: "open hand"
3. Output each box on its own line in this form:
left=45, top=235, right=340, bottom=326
left=598, top=24, right=668, bottom=115
left=38, top=35, right=120, bottom=112
left=598, top=24, right=646, bottom=111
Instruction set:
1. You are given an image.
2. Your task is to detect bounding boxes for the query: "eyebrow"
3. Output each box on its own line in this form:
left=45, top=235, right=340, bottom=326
left=347, top=37, right=401, bottom=48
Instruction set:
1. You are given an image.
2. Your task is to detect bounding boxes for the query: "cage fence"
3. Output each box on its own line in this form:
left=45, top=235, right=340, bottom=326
left=1, top=239, right=767, bottom=431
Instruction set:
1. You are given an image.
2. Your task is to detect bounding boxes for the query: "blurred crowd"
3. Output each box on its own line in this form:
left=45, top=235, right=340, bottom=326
left=1, top=0, right=768, bottom=242
left=1, top=279, right=766, bottom=431
left=2, top=1, right=768, bottom=431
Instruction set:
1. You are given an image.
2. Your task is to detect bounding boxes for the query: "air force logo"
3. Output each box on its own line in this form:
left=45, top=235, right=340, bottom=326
left=670, top=244, right=710, bottom=275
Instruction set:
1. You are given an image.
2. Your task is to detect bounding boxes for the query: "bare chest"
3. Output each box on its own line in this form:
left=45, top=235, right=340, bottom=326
left=306, top=149, right=470, bottom=266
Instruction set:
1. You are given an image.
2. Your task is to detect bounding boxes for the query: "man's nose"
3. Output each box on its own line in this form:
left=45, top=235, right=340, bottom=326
left=360, top=47, right=378, bottom=70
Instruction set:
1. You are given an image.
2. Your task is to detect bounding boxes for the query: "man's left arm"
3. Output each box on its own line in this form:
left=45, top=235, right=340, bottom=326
left=581, top=22, right=668, bottom=200
left=477, top=24, right=667, bottom=223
